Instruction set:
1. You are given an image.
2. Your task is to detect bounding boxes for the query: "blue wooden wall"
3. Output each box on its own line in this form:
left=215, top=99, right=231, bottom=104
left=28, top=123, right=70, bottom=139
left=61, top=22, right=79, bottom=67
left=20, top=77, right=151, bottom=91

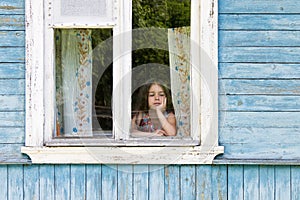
left=218, top=0, right=300, bottom=162
left=0, top=164, right=300, bottom=199
left=0, top=0, right=300, bottom=199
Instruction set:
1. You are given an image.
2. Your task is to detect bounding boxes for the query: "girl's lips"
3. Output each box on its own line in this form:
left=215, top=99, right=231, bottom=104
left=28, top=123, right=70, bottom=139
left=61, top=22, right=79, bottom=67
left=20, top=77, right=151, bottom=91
left=154, top=103, right=161, bottom=106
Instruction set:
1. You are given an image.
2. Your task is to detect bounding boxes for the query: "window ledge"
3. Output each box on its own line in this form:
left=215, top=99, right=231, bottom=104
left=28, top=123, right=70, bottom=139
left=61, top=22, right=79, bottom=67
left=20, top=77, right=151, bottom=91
left=44, top=137, right=199, bottom=147
left=21, top=146, right=224, bottom=164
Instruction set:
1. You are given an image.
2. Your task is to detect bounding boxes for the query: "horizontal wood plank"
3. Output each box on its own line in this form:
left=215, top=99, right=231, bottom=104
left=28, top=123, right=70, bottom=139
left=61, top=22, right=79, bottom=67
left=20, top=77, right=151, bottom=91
left=0, top=80, right=24, bottom=95
left=219, top=30, right=300, bottom=47
left=220, top=95, right=300, bottom=111
left=0, top=127, right=24, bottom=143
left=219, top=14, right=300, bottom=30
left=0, top=95, right=24, bottom=111
left=0, top=15, right=24, bottom=30
left=219, top=0, right=300, bottom=14
left=220, top=127, right=300, bottom=144
left=0, top=31, right=24, bottom=47
left=219, top=142, right=300, bottom=160
left=21, top=146, right=224, bottom=164
left=219, top=63, right=300, bottom=79
left=220, top=112, right=300, bottom=128
left=220, top=80, right=300, bottom=95
left=0, top=47, right=24, bottom=62
left=0, top=63, right=25, bottom=79
left=0, top=0, right=24, bottom=15
left=0, top=112, right=24, bottom=127
left=219, top=47, right=300, bottom=63
left=0, top=144, right=29, bottom=163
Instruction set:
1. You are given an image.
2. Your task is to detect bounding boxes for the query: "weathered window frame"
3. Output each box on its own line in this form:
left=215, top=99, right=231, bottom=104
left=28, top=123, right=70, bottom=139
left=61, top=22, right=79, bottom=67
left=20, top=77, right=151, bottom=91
left=22, top=0, right=223, bottom=164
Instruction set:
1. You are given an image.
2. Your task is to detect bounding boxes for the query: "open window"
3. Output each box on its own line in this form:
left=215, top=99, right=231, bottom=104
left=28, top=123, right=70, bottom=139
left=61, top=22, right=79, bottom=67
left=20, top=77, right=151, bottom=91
left=22, top=0, right=223, bottom=164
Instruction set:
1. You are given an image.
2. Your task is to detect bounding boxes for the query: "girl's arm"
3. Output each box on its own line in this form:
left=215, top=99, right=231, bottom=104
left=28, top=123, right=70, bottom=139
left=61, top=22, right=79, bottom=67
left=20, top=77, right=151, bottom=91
left=150, top=98, right=177, bottom=136
left=155, top=109, right=177, bottom=136
left=131, top=129, right=165, bottom=137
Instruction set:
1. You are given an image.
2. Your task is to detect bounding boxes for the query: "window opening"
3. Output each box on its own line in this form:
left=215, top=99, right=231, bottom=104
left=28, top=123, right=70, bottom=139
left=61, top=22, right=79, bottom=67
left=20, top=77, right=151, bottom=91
left=55, top=28, right=113, bottom=137
left=131, top=0, right=191, bottom=138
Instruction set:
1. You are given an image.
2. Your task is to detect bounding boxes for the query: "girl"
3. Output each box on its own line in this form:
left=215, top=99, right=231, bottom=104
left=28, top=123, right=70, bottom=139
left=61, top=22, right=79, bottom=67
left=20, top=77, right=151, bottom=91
left=131, top=82, right=177, bottom=137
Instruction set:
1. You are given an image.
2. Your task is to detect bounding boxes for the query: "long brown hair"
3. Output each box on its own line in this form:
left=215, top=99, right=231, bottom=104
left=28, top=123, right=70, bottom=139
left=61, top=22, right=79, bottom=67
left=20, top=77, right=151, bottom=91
left=132, top=82, right=174, bottom=116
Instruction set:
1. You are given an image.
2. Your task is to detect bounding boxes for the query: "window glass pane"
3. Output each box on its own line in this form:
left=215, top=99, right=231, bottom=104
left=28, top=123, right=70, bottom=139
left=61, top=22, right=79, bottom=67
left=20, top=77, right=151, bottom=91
left=60, top=0, right=107, bottom=17
left=52, top=0, right=114, bottom=25
left=131, top=0, right=191, bottom=137
left=55, top=28, right=113, bottom=137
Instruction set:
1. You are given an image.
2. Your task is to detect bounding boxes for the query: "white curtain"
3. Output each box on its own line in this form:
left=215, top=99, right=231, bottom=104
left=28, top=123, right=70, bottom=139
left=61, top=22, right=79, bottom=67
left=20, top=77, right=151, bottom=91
left=56, top=29, right=93, bottom=136
left=168, top=27, right=190, bottom=137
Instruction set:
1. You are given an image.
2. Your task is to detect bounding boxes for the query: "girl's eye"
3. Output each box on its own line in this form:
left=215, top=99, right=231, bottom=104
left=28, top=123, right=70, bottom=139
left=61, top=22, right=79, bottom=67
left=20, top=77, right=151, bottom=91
left=148, top=92, right=165, bottom=97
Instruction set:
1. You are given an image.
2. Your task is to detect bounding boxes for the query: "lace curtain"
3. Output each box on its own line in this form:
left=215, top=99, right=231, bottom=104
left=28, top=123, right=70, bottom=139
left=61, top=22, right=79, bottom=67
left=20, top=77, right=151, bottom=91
left=56, top=29, right=93, bottom=136
left=168, top=27, right=191, bottom=137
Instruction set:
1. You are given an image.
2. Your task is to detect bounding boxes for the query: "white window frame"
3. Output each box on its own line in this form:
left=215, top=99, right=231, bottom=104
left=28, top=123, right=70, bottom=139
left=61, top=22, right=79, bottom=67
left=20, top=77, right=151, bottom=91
left=22, top=0, right=223, bottom=164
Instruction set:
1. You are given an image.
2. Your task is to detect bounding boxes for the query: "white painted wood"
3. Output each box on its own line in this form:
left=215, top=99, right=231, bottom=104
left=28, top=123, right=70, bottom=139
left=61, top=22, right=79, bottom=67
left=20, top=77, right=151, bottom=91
left=21, top=146, right=224, bottom=164
left=190, top=0, right=201, bottom=141
left=113, top=0, right=132, bottom=140
left=23, top=0, right=223, bottom=164
left=200, top=0, right=219, bottom=148
left=44, top=137, right=199, bottom=146
left=44, top=0, right=55, bottom=143
left=122, top=0, right=132, bottom=140
left=25, top=0, right=44, bottom=146
left=112, top=0, right=121, bottom=140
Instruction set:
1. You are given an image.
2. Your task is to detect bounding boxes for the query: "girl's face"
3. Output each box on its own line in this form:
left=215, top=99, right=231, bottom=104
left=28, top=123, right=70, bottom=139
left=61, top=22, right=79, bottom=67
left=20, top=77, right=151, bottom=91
left=148, top=84, right=166, bottom=109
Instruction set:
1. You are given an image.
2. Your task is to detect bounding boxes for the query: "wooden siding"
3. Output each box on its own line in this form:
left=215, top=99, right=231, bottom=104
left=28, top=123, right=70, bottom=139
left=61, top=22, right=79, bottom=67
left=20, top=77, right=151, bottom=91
left=0, top=0, right=300, bottom=199
left=0, top=0, right=27, bottom=163
left=0, top=164, right=298, bottom=199
left=217, top=0, right=300, bottom=162
left=0, top=0, right=298, bottom=163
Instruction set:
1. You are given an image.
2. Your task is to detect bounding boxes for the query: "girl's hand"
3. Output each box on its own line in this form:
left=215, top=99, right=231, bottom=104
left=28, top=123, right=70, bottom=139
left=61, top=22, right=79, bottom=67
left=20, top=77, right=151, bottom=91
left=155, top=129, right=166, bottom=136
left=156, top=97, right=167, bottom=112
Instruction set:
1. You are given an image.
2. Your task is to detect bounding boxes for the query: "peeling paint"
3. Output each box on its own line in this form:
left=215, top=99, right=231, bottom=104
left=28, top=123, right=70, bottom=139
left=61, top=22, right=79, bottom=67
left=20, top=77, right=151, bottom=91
left=0, top=6, right=19, bottom=10
left=237, top=100, right=243, bottom=106
left=210, top=0, right=215, bottom=18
